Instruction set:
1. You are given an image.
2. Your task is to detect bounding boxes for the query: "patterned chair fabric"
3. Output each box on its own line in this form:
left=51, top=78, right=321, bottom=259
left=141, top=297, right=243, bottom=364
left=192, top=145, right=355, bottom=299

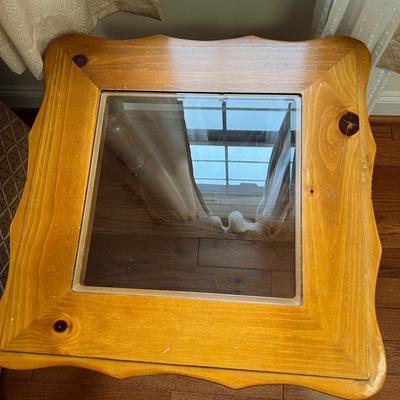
left=0, top=103, right=29, bottom=297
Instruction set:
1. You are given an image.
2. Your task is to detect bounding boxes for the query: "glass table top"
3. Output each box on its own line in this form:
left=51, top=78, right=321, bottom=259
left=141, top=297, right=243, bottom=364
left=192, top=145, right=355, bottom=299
left=75, top=92, right=301, bottom=302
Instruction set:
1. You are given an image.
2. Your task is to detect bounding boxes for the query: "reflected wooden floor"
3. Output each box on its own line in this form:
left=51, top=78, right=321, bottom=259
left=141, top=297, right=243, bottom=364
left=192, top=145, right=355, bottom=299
left=84, top=145, right=296, bottom=298
left=85, top=233, right=295, bottom=297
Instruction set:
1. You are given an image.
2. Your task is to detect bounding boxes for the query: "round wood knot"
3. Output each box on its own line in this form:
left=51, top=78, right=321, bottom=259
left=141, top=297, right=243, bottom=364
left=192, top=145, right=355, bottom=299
left=339, top=112, right=359, bottom=136
left=53, top=319, right=68, bottom=333
left=72, top=54, right=88, bottom=67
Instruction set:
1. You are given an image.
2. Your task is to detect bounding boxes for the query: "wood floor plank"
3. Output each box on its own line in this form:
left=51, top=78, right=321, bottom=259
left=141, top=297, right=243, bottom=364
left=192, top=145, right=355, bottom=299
left=31, top=367, right=172, bottom=389
left=283, top=385, right=339, bottom=399
left=372, top=167, right=400, bottom=212
left=392, top=124, right=400, bottom=140
left=271, top=271, right=295, bottom=298
left=371, top=123, right=392, bottom=139
left=1, top=368, right=32, bottom=380
left=85, top=258, right=272, bottom=297
left=164, top=377, right=282, bottom=400
left=1, top=381, right=169, bottom=400
left=385, top=341, right=400, bottom=376
left=375, top=211, right=400, bottom=248
left=376, top=143, right=400, bottom=167
left=88, top=234, right=199, bottom=269
left=376, top=278, right=400, bottom=308
left=377, top=308, right=400, bottom=341
left=30, top=368, right=283, bottom=399
left=170, top=391, right=278, bottom=400
left=373, top=125, right=400, bottom=167
left=198, top=239, right=294, bottom=271
left=378, top=248, right=400, bottom=278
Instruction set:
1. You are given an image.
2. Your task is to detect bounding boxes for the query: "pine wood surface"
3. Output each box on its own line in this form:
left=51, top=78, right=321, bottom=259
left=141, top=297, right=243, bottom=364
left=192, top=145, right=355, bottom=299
left=1, top=116, right=398, bottom=400
left=0, top=34, right=384, bottom=399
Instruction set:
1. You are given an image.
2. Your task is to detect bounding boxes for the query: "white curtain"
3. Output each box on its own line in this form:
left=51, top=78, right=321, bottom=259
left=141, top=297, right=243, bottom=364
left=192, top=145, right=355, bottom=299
left=312, top=0, right=400, bottom=113
left=0, top=0, right=161, bottom=80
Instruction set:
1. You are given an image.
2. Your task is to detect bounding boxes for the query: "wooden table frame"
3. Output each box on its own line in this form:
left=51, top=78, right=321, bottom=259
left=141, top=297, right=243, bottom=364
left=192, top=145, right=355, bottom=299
left=0, top=34, right=385, bottom=399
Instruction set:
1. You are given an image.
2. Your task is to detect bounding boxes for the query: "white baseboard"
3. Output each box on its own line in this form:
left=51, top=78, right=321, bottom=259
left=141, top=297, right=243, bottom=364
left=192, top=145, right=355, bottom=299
left=0, top=86, right=43, bottom=108
left=371, top=90, right=400, bottom=116
left=378, top=90, right=400, bottom=104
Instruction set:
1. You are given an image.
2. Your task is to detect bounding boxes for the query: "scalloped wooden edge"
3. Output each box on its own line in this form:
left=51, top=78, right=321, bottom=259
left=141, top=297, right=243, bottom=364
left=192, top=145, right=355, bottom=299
left=0, top=35, right=385, bottom=399
left=0, top=348, right=383, bottom=399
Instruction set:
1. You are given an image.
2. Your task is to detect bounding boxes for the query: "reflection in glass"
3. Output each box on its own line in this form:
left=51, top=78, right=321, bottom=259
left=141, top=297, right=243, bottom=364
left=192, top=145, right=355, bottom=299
left=80, top=93, right=300, bottom=299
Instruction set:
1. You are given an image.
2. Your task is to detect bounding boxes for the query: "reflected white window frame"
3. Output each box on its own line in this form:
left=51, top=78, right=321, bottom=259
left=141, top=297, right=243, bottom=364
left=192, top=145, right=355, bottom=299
left=186, top=95, right=298, bottom=188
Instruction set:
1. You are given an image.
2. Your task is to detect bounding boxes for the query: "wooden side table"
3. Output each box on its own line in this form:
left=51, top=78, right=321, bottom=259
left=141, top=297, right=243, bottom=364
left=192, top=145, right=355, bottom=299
left=0, top=34, right=385, bottom=399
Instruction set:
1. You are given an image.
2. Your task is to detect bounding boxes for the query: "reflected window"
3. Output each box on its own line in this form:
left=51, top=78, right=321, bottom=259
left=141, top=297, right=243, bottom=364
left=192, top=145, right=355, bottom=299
left=183, top=96, right=297, bottom=218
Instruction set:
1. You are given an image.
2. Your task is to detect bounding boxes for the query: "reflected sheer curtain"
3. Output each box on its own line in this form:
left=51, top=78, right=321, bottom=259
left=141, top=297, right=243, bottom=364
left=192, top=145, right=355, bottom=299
left=106, top=98, right=293, bottom=237
left=257, top=105, right=293, bottom=234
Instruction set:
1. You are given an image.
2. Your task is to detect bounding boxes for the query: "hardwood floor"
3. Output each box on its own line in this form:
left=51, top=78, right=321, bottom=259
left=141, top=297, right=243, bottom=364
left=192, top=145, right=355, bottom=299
left=1, top=113, right=399, bottom=399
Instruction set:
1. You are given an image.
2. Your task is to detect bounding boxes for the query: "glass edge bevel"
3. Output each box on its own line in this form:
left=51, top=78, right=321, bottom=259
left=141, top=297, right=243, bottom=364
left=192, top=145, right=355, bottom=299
left=72, top=90, right=303, bottom=306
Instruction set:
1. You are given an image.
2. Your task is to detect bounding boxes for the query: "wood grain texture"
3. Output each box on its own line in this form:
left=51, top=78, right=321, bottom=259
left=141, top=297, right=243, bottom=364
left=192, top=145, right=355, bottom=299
left=373, top=124, right=400, bottom=167
left=0, top=40, right=100, bottom=342
left=169, top=393, right=275, bottom=400
left=58, top=35, right=359, bottom=94
left=284, top=376, right=400, bottom=400
left=284, top=385, right=343, bottom=400
left=378, top=248, right=400, bottom=278
left=372, top=167, right=400, bottom=212
left=1, top=368, right=284, bottom=400
left=0, top=34, right=384, bottom=399
left=376, top=278, right=400, bottom=308
left=1, top=117, right=398, bottom=400
left=86, top=254, right=274, bottom=297
left=370, top=375, right=400, bottom=400
left=28, top=367, right=283, bottom=399
left=83, top=234, right=289, bottom=297
left=271, top=272, right=295, bottom=299
left=375, top=211, right=400, bottom=248
left=1, top=381, right=170, bottom=400
left=377, top=308, right=400, bottom=341
left=384, top=341, right=400, bottom=376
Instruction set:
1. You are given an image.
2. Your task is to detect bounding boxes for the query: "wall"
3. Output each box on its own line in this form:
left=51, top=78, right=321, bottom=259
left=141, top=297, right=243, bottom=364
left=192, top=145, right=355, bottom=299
left=0, top=0, right=315, bottom=108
